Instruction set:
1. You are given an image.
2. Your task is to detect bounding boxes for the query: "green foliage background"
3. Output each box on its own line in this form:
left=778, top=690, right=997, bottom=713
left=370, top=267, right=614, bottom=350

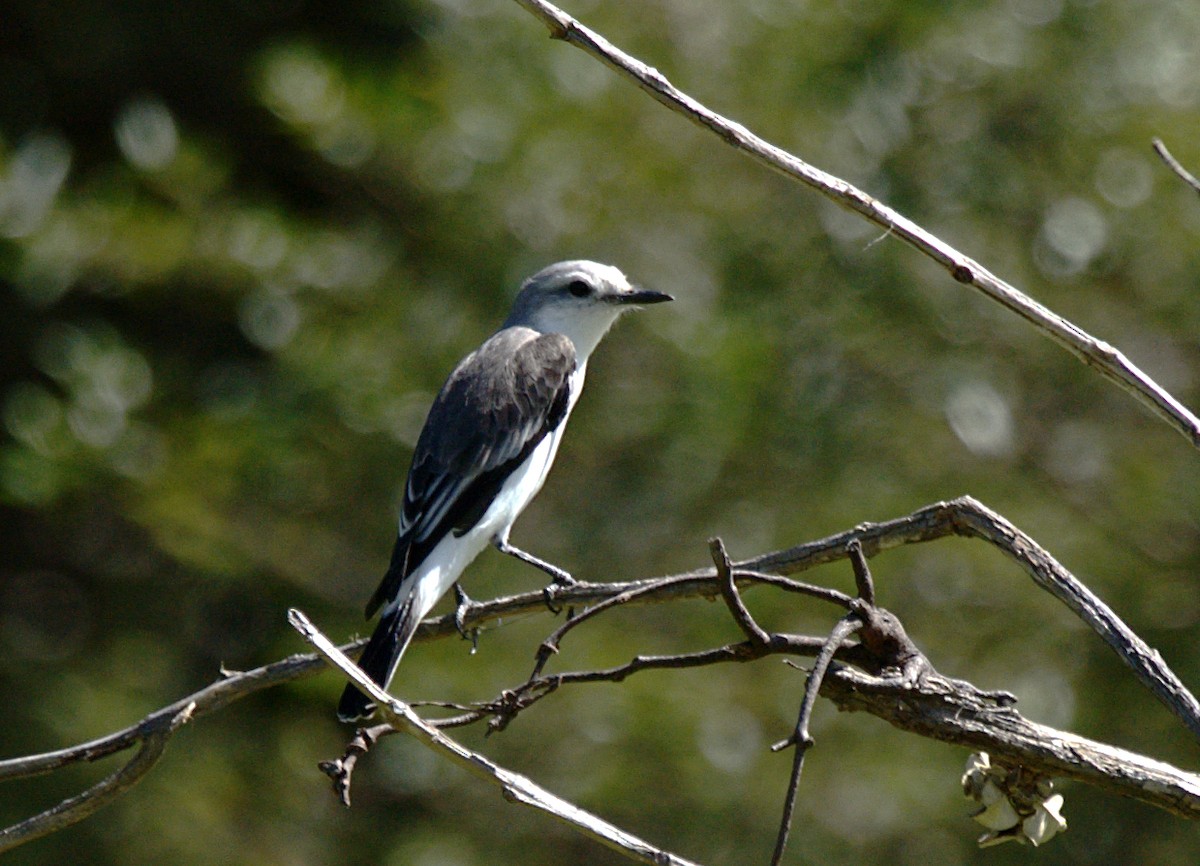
left=2, top=1, right=1199, bottom=863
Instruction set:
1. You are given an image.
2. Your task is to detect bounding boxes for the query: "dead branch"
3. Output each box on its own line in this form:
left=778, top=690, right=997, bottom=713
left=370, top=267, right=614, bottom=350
left=6, top=496, right=1199, bottom=855
left=0, top=703, right=194, bottom=853
left=510, top=0, right=1200, bottom=449
left=821, top=666, right=1200, bottom=820
left=316, top=522, right=1200, bottom=841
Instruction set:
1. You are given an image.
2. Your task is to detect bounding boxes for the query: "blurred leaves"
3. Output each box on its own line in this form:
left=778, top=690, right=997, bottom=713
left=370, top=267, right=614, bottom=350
left=2, top=0, right=1200, bottom=864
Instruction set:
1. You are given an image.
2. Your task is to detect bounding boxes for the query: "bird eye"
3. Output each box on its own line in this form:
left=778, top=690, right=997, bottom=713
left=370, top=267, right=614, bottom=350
left=567, top=280, right=591, bottom=298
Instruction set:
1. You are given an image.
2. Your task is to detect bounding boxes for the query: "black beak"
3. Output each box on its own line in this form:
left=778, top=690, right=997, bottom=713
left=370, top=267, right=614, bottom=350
left=619, top=288, right=674, bottom=305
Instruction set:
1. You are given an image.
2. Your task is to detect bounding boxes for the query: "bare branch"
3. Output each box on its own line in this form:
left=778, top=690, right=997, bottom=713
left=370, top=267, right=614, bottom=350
left=0, top=702, right=194, bottom=853
left=743, top=496, right=1200, bottom=740
left=846, top=540, right=875, bottom=606
left=510, top=0, right=1200, bottom=448
left=528, top=573, right=703, bottom=679
left=0, top=650, right=330, bottom=783
left=318, top=722, right=393, bottom=808
left=6, top=496, right=1197, bottom=850
left=442, top=625, right=1200, bottom=823
left=288, top=609, right=706, bottom=866
left=771, top=614, right=862, bottom=866
left=945, top=499, right=1200, bottom=740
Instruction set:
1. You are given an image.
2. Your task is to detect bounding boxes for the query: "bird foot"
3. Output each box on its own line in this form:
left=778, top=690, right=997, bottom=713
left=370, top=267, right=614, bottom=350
left=452, top=583, right=480, bottom=653
left=541, top=578, right=576, bottom=615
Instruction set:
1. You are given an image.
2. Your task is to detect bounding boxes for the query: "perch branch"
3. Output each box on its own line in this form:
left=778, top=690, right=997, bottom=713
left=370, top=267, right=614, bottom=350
left=511, top=0, right=1200, bottom=448
left=6, top=496, right=1198, bottom=850
left=412, top=539, right=1200, bottom=825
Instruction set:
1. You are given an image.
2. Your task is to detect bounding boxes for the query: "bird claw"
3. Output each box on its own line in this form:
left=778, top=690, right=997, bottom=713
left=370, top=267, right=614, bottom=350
left=542, top=583, right=562, bottom=615
left=452, top=583, right=480, bottom=653
left=542, top=579, right=577, bottom=615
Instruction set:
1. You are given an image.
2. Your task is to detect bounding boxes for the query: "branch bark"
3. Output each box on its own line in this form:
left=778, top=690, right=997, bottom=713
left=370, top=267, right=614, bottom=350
left=1153, top=138, right=1200, bottom=197
left=822, top=667, right=1200, bottom=820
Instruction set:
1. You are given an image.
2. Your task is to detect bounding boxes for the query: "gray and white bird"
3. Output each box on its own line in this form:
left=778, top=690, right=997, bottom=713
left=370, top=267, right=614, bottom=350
left=338, top=260, right=672, bottom=721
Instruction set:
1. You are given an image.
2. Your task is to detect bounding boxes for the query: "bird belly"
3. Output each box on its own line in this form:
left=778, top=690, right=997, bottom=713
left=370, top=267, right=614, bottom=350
left=481, top=422, right=564, bottom=540
left=389, top=366, right=585, bottom=625
left=392, top=413, right=574, bottom=625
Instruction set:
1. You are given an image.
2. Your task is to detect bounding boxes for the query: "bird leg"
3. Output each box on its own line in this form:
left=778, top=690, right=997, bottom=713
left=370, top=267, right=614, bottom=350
left=493, top=537, right=576, bottom=585
left=492, top=537, right=577, bottom=614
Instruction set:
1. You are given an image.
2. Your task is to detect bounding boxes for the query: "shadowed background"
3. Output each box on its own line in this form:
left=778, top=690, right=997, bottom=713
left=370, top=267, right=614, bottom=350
left=2, top=1, right=1199, bottom=863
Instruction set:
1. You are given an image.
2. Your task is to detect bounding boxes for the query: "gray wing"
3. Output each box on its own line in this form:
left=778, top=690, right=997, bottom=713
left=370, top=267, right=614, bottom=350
left=364, top=327, right=575, bottom=617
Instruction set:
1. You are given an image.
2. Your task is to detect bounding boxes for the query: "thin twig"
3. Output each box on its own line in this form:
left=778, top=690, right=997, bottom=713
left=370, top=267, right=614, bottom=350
left=1153, top=138, right=1200, bottom=196
left=500, top=636, right=874, bottom=734
left=318, top=723, right=393, bottom=808
left=288, top=609, right=705, bottom=866
left=529, top=574, right=703, bottom=679
left=771, top=616, right=862, bottom=866
left=729, top=570, right=854, bottom=607
left=511, top=0, right=1200, bottom=448
left=711, top=537, right=771, bottom=646
left=846, top=540, right=875, bottom=606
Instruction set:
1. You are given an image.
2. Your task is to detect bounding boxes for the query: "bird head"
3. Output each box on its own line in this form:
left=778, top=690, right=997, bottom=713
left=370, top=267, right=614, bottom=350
left=504, top=260, right=673, bottom=360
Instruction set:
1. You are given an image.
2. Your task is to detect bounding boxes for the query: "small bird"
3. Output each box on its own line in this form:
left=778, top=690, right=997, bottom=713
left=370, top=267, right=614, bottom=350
left=338, top=260, right=672, bottom=721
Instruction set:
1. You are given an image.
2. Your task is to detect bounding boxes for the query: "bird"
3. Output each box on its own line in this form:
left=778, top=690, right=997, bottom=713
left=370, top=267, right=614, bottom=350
left=338, top=260, right=672, bottom=721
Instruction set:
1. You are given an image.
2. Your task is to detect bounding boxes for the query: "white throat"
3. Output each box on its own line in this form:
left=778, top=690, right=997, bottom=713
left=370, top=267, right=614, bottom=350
left=527, top=304, right=623, bottom=362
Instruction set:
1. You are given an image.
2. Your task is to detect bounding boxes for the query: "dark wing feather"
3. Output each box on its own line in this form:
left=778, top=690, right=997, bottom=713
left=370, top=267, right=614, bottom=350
left=364, top=328, right=575, bottom=617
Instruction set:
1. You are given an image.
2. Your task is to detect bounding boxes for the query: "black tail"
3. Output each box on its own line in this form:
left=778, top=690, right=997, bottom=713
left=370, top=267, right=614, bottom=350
left=337, top=598, right=419, bottom=722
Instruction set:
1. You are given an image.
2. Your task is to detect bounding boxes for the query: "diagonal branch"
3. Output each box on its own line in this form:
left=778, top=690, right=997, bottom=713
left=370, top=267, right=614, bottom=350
left=742, top=496, right=1200, bottom=740
left=288, top=609, right=705, bottom=866
left=1153, top=138, right=1200, bottom=197
left=0, top=650, right=330, bottom=783
left=511, top=0, right=1200, bottom=449
left=945, top=499, right=1200, bottom=740
left=711, top=537, right=772, bottom=646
